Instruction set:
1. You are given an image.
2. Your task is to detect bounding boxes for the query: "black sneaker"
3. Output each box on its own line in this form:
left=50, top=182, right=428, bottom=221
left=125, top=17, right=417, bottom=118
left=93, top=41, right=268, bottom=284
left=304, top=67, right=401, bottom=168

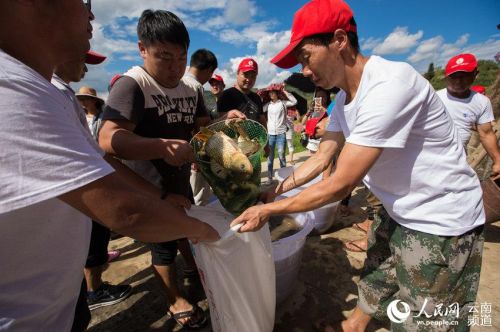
left=87, top=282, right=132, bottom=310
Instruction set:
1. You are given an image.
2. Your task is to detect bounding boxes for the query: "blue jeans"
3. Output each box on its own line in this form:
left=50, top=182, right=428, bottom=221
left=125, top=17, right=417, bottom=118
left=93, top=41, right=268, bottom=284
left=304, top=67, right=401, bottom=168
left=267, top=133, right=286, bottom=179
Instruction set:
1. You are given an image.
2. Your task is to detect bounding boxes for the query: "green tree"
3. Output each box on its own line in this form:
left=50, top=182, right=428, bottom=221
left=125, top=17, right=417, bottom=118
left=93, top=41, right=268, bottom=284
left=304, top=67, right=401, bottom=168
left=424, top=62, right=435, bottom=80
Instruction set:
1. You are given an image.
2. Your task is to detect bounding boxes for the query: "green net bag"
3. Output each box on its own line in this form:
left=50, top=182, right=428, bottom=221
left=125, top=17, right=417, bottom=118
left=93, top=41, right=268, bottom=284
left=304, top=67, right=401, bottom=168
left=191, top=119, right=268, bottom=215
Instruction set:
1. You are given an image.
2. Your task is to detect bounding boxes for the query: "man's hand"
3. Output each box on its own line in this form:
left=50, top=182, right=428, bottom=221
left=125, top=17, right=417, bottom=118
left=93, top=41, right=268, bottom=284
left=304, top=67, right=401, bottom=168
left=161, top=139, right=194, bottom=167
left=230, top=205, right=270, bottom=233
left=189, top=222, right=220, bottom=244
left=165, top=193, right=191, bottom=211
left=227, top=109, right=247, bottom=120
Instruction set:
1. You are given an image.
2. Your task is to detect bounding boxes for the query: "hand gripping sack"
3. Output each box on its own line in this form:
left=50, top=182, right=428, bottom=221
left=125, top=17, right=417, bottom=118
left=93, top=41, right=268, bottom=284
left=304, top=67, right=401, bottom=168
left=187, top=204, right=276, bottom=332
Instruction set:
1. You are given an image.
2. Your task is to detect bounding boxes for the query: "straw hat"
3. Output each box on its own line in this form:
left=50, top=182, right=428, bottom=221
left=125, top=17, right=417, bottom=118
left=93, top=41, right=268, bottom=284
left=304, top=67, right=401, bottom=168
left=257, top=83, right=289, bottom=104
left=75, top=86, right=104, bottom=106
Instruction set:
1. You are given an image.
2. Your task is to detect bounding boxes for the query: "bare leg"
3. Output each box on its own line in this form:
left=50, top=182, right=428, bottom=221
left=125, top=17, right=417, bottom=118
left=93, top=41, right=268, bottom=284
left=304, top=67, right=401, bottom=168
left=152, top=264, right=194, bottom=325
left=84, top=266, right=103, bottom=292
left=178, top=239, right=197, bottom=271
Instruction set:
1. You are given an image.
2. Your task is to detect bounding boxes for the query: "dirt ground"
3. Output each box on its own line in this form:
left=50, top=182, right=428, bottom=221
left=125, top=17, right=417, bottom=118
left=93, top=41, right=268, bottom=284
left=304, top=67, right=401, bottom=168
left=88, top=152, right=499, bottom=332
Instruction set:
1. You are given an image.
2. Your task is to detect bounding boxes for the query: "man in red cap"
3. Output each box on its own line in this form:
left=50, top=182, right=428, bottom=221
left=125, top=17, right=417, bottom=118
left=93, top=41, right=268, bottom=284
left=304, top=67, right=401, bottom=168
left=0, top=2, right=218, bottom=331
left=208, top=74, right=225, bottom=119
left=52, top=50, right=106, bottom=106
left=437, top=54, right=500, bottom=175
left=53, top=49, right=133, bottom=315
left=231, top=0, right=486, bottom=330
left=217, top=58, right=266, bottom=126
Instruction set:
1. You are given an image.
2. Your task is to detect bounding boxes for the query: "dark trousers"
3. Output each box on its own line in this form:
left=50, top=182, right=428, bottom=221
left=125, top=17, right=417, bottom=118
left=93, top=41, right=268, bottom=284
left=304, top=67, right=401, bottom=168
left=71, top=279, right=91, bottom=332
left=86, top=220, right=111, bottom=268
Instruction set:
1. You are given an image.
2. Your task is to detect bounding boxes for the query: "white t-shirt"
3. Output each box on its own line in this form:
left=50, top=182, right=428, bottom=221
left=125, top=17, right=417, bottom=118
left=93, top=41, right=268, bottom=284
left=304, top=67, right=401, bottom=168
left=264, top=93, right=297, bottom=135
left=436, top=88, right=494, bottom=146
left=327, top=56, right=484, bottom=236
left=0, top=49, right=114, bottom=331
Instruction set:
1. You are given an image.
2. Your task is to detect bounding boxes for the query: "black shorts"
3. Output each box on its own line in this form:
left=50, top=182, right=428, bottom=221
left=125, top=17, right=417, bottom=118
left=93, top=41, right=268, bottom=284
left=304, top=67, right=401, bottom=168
left=148, top=240, right=183, bottom=266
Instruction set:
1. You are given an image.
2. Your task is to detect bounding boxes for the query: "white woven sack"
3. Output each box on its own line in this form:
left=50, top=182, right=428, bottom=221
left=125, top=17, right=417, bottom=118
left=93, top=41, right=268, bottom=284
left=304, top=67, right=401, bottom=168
left=187, top=205, right=275, bottom=332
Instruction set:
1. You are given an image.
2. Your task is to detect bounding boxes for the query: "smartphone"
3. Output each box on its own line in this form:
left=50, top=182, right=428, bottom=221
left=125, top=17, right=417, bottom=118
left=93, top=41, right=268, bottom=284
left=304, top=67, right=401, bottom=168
left=312, top=97, right=323, bottom=117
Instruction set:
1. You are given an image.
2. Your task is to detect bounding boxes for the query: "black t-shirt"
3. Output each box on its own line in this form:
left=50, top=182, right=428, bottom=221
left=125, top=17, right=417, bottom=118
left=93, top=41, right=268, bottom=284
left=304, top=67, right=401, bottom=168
left=216, top=87, right=263, bottom=122
left=103, top=66, right=208, bottom=195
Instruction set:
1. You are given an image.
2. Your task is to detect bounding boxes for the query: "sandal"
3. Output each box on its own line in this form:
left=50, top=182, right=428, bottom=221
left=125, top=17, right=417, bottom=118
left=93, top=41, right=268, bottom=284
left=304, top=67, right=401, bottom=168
left=352, top=219, right=372, bottom=234
left=343, top=239, right=367, bottom=252
left=352, top=223, right=368, bottom=234
left=168, top=304, right=207, bottom=330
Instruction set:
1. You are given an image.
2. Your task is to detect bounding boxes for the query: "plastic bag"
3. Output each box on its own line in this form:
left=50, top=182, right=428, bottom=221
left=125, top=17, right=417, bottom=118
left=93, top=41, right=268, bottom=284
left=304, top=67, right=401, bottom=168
left=187, top=204, right=276, bottom=332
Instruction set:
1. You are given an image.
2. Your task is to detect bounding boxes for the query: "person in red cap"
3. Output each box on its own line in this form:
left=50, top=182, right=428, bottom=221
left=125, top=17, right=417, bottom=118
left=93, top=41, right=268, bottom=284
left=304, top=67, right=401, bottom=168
left=231, top=0, right=486, bottom=330
left=217, top=58, right=266, bottom=126
left=52, top=49, right=134, bottom=315
left=471, top=85, right=486, bottom=95
left=0, top=2, right=218, bottom=332
left=52, top=50, right=106, bottom=96
left=437, top=53, right=500, bottom=176
left=208, top=74, right=225, bottom=119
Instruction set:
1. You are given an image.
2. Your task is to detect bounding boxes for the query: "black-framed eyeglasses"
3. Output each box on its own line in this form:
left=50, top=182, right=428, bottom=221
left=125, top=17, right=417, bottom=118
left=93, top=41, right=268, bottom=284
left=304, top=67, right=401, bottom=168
left=83, top=0, right=91, bottom=11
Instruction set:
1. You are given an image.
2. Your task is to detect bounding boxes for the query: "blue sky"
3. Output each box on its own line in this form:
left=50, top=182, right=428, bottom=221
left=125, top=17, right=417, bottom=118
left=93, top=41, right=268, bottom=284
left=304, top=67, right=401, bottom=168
left=79, top=0, right=500, bottom=97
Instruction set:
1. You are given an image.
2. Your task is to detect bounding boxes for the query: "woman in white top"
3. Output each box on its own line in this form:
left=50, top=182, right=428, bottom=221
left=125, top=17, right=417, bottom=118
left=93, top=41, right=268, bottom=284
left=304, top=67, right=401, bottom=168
left=263, top=87, right=297, bottom=184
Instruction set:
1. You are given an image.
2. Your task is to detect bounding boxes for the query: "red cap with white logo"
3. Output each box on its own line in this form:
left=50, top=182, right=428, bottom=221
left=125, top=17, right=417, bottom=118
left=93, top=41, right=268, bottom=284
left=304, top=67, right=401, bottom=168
left=209, top=74, right=225, bottom=85
left=238, top=58, right=258, bottom=74
left=271, top=0, right=356, bottom=69
left=445, top=53, right=477, bottom=76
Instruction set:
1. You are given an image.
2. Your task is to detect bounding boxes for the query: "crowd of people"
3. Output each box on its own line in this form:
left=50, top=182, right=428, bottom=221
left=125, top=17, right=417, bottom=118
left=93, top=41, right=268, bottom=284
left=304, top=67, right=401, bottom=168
left=0, top=0, right=499, bottom=331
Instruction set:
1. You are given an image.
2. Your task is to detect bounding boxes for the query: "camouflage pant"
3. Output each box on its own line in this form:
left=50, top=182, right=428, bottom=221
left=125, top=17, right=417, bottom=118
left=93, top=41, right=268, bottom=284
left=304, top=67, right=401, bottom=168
left=358, top=208, right=484, bottom=331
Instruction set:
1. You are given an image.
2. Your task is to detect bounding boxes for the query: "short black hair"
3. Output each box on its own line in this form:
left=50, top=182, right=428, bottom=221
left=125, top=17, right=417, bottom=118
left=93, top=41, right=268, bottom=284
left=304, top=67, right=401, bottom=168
left=190, top=49, right=218, bottom=71
left=314, top=87, right=332, bottom=106
left=301, top=17, right=360, bottom=54
left=137, top=9, right=190, bottom=49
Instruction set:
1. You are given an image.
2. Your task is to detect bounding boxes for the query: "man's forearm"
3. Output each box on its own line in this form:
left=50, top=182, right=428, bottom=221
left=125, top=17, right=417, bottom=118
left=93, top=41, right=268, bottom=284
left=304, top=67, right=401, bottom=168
left=267, top=174, right=352, bottom=216
left=276, top=152, right=330, bottom=195
left=104, top=155, right=160, bottom=198
left=100, top=127, right=165, bottom=161
left=480, top=131, right=500, bottom=163
left=59, top=173, right=211, bottom=243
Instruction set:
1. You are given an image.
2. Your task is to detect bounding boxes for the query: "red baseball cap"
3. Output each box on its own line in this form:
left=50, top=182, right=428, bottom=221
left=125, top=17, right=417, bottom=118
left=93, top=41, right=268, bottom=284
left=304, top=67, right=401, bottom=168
left=445, top=53, right=477, bottom=76
left=208, top=74, right=225, bottom=85
left=471, top=85, right=486, bottom=95
left=238, top=58, right=258, bottom=73
left=85, top=50, right=107, bottom=65
left=271, top=0, right=356, bottom=69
